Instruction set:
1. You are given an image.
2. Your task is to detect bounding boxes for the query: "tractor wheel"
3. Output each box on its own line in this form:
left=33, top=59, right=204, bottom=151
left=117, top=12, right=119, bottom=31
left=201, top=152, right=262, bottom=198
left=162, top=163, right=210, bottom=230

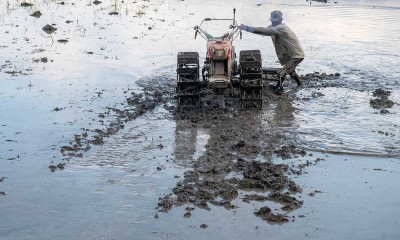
left=176, top=52, right=200, bottom=108
left=239, top=50, right=263, bottom=110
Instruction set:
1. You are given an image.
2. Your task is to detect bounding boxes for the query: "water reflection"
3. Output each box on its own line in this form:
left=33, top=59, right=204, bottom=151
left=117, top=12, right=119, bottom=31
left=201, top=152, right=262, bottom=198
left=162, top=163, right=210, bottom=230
left=174, top=120, right=198, bottom=162
left=261, top=92, right=299, bottom=158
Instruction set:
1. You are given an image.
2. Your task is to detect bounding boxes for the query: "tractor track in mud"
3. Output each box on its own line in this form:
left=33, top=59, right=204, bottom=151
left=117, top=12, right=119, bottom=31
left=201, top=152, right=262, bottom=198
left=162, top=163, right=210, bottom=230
left=53, top=73, right=327, bottom=223
left=49, top=73, right=318, bottom=223
left=50, top=71, right=395, bottom=224
left=156, top=91, right=319, bottom=223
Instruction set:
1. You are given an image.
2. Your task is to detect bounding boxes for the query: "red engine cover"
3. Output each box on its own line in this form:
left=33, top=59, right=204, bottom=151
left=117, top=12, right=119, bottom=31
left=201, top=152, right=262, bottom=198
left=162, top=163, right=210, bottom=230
left=207, top=40, right=232, bottom=60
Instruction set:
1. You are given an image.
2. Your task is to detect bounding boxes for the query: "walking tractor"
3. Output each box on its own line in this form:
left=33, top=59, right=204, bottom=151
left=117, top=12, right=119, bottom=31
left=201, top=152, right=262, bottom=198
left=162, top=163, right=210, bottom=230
left=176, top=9, right=280, bottom=110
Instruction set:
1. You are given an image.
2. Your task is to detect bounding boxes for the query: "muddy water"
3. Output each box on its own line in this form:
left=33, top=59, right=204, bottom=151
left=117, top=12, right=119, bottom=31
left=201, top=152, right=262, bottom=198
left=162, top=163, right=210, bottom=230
left=238, top=1, right=400, bottom=156
left=1, top=0, right=400, bottom=240
left=289, top=3, right=400, bottom=156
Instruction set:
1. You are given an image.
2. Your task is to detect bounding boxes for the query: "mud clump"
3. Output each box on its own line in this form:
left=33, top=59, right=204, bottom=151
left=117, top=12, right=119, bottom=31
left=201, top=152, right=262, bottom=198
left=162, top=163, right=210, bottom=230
left=158, top=195, right=174, bottom=212
left=48, top=162, right=66, bottom=172
left=169, top=171, right=238, bottom=211
left=370, top=88, right=395, bottom=114
left=242, top=194, right=269, bottom=202
left=254, top=206, right=289, bottom=224
left=21, top=2, right=34, bottom=7
left=30, top=11, right=42, bottom=18
left=42, top=24, right=57, bottom=34
left=269, top=192, right=303, bottom=211
left=274, top=145, right=307, bottom=159
left=200, top=223, right=208, bottom=229
left=308, top=190, right=322, bottom=197
left=52, top=107, right=63, bottom=112
left=91, top=136, right=104, bottom=145
left=0, top=177, right=5, bottom=196
left=33, top=57, right=48, bottom=63
left=236, top=159, right=302, bottom=193
left=48, top=163, right=57, bottom=172
left=301, top=72, right=341, bottom=88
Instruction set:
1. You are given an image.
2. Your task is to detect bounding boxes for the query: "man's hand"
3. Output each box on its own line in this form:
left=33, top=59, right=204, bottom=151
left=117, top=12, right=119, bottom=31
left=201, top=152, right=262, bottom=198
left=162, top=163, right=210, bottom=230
left=238, top=24, right=248, bottom=31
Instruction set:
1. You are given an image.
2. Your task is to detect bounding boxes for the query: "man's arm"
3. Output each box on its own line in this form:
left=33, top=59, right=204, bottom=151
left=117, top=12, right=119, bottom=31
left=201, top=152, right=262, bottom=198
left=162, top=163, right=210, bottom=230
left=239, top=24, right=279, bottom=36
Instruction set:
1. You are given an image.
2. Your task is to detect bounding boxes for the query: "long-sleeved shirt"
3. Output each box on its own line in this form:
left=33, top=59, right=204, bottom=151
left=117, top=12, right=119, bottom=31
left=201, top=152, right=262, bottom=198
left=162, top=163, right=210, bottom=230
left=247, top=23, right=305, bottom=65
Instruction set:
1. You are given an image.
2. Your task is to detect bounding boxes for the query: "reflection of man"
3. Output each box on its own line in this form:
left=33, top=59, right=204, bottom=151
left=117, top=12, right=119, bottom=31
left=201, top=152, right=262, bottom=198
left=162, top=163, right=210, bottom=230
left=239, top=10, right=305, bottom=91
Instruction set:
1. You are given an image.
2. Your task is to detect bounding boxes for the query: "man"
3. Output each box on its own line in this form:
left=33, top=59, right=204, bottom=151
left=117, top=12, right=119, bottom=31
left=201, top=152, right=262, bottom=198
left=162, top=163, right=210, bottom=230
left=239, top=10, right=305, bottom=90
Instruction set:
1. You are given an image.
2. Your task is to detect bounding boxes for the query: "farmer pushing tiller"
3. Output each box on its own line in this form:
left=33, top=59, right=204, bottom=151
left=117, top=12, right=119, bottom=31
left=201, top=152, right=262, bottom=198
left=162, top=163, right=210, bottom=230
left=239, top=10, right=305, bottom=91
left=176, top=9, right=304, bottom=109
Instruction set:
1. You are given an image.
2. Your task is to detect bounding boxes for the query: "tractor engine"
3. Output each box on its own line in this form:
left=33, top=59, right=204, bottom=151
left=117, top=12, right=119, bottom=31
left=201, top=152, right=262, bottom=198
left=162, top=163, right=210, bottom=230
left=202, top=40, right=235, bottom=89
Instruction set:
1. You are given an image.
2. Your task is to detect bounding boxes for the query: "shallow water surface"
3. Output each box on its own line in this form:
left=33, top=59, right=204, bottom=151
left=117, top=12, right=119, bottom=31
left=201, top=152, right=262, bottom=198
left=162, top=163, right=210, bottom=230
left=1, top=0, right=400, bottom=239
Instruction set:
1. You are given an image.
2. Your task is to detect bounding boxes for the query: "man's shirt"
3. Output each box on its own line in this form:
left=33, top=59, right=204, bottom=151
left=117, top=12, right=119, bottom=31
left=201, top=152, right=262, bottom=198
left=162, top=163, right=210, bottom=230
left=248, top=23, right=305, bottom=65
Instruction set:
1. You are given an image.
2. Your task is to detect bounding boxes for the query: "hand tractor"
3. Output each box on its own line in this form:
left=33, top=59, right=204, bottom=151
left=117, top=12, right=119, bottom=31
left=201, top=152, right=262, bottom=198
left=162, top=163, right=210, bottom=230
left=176, top=9, right=280, bottom=110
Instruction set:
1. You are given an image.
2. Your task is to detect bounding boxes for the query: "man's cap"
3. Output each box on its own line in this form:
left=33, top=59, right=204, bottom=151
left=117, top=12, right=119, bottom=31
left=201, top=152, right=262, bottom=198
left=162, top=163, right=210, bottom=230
left=269, top=10, right=283, bottom=21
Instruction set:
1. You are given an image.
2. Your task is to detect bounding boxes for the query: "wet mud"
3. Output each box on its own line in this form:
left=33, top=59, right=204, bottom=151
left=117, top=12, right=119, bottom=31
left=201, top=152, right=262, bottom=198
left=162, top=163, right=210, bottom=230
left=52, top=76, right=175, bottom=168
left=49, top=72, right=332, bottom=222
left=255, top=206, right=289, bottom=224
left=370, top=88, right=395, bottom=114
left=151, top=75, right=337, bottom=222
left=0, top=177, right=5, bottom=197
left=301, top=72, right=341, bottom=88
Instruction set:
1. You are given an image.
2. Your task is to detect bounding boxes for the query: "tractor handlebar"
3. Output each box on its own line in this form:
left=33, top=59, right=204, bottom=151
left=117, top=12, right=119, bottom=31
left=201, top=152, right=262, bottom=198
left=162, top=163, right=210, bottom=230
left=199, top=18, right=237, bottom=27
left=194, top=9, right=241, bottom=41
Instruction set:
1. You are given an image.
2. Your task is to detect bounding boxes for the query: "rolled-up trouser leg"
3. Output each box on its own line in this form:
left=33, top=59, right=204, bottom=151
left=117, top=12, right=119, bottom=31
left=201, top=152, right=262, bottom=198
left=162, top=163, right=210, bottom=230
left=278, top=58, right=304, bottom=86
left=290, top=71, right=303, bottom=86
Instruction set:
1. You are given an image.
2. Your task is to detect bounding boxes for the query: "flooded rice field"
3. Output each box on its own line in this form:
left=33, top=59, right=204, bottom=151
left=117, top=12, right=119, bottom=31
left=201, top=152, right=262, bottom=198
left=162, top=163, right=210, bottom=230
left=1, top=0, right=400, bottom=239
